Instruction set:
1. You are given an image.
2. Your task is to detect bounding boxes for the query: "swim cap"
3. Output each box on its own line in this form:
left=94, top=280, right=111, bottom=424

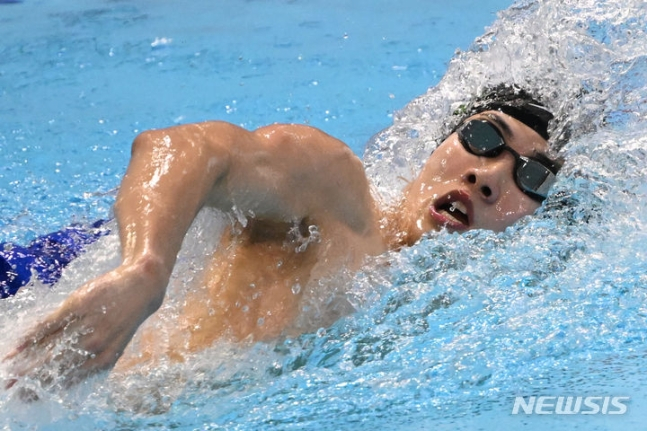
left=445, top=83, right=565, bottom=174
left=459, top=83, right=554, bottom=141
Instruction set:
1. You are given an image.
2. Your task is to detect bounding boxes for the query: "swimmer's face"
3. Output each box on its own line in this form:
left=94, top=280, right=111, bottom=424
left=400, top=110, right=553, bottom=241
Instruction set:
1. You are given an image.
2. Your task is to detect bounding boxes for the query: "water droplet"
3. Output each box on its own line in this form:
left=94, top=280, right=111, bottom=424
left=231, top=205, right=248, bottom=227
left=291, top=283, right=301, bottom=295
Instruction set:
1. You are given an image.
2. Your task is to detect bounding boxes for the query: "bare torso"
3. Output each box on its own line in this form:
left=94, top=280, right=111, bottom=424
left=114, top=123, right=386, bottom=369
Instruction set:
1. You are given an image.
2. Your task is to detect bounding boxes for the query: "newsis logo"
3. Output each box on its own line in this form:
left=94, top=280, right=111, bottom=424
left=512, top=396, right=630, bottom=415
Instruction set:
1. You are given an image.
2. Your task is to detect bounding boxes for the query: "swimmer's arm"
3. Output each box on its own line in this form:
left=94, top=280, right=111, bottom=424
left=5, top=122, right=244, bottom=384
left=4, top=121, right=377, bottom=383
left=119, top=120, right=375, bottom=267
left=104, top=120, right=373, bottom=303
left=204, top=122, right=379, bottom=234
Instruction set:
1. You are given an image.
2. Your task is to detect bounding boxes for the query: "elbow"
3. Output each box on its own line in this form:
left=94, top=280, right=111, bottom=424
left=130, top=129, right=160, bottom=157
left=130, top=122, right=236, bottom=159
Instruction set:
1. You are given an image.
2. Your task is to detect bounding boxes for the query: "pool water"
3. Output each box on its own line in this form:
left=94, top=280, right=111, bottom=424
left=0, top=0, right=508, bottom=243
left=3, top=0, right=647, bottom=430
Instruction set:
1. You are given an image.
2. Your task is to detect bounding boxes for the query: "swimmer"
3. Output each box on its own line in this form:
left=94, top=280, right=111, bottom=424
left=3, top=84, right=564, bottom=387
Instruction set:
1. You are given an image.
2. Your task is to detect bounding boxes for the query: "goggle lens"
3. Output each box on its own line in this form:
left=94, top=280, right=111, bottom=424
left=457, top=120, right=556, bottom=201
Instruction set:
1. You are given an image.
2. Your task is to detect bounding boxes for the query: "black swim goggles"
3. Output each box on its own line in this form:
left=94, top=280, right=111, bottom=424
left=457, top=119, right=558, bottom=202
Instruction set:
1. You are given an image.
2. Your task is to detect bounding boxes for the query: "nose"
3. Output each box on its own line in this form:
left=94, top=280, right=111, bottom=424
left=464, top=159, right=511, bottom=203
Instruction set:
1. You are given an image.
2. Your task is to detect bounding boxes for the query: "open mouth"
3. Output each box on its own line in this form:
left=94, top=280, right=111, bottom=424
left=438, top=200, right=469, bottom=225
left=430, top=191, right=473, bottom=230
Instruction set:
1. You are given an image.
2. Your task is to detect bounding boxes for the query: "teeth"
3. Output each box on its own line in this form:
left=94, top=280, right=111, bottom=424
left=449, top=201, right=467, bottom=216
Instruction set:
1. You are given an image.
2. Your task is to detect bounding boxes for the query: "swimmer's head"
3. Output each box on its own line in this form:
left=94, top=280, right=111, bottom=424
left=450, top=83, right=568, bottom=158
left=396, top=84, right=566, bottom=244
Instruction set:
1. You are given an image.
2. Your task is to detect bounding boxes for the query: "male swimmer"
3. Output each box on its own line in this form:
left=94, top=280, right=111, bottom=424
left=3, top=84, right=564, bottom=386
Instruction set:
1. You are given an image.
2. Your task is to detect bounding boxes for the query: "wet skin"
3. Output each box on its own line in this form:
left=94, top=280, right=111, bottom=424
left=5, top=110, right=551, bottom=382
left=397, top=110, right=549, bottom=244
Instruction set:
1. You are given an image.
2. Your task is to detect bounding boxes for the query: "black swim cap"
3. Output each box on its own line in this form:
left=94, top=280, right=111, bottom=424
left=446, top=83, right=565, bottom=173
left=457, top=83, right=554, bottom=141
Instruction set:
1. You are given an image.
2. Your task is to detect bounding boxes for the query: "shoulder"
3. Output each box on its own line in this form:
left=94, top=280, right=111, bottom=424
left=199, top=122, right=376, bottom=234
left=253, top=123, right=351, bottom=154
left=257, top=125, right=377, bottom=234
left=253, top=124, right=365, bottom=176
left=253, top=124, right=376, bottom=233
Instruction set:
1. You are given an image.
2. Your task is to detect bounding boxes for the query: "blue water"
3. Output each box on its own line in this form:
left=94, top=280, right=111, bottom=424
left=3, top=0, right=647, bottom=430
left=0, top=0, right=507, bottom=243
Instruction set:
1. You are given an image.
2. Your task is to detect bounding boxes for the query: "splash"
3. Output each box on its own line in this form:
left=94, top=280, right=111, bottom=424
left=364, top=0, right=647, bottom=203
left=2, top=0, right=647, bottom=429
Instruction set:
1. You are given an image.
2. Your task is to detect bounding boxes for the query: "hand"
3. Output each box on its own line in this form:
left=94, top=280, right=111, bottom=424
left=3, top=264, right=165, bottom=390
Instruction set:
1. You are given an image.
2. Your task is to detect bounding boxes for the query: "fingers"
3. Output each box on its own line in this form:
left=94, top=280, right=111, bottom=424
left=3, top=343, right=55, bottom=393
left=4, top=336, right=97, bottom=392
left=2, top=268, right=153, bottom=391
left=4, top=329, right=58, bottom=381
left=3, top=308, right=76, bottom=363
left=4, top=325, right=56, bottom=363
left=2, top=312, right=97, bottom=393
left=4, top=320, right=131, bottom=392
